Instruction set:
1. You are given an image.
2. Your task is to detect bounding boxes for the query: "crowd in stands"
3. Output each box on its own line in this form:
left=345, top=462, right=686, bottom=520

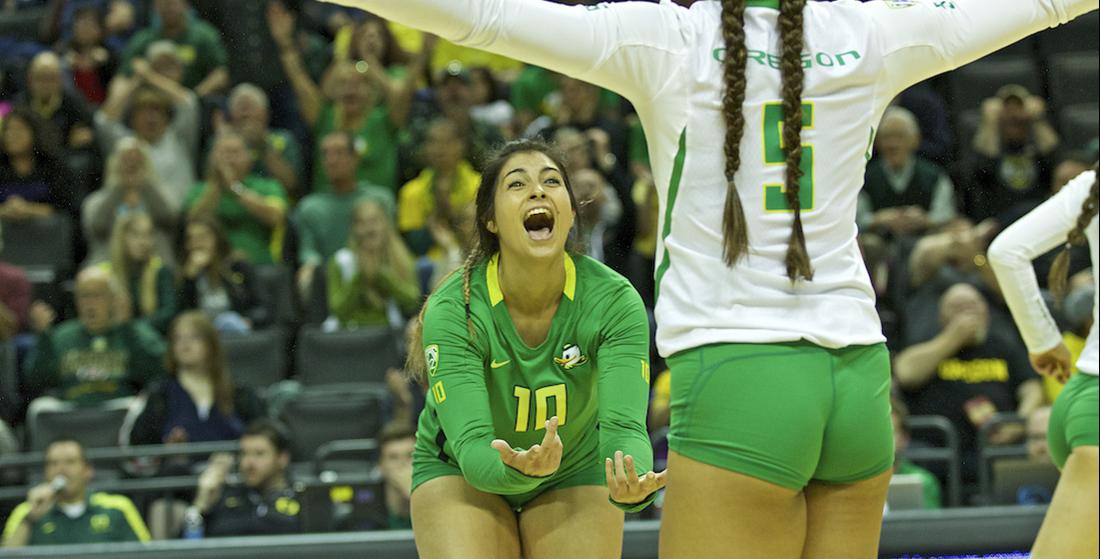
left=0, top=0, right=1097, bottom=547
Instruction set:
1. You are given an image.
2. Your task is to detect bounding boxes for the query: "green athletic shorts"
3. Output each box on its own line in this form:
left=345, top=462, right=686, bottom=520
left=1048, top=372, right=1099, bottom=469
left=411, top=454, right=606, bottom=512
left=667, top=341, right=894, bottom=491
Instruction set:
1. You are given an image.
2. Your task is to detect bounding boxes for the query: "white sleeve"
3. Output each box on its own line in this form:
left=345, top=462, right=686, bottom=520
left=865, top=0, right=1098, bottom=97
left=319, top=0, right=693, bottom=103
left=987, top=170, right=1097, bottom=354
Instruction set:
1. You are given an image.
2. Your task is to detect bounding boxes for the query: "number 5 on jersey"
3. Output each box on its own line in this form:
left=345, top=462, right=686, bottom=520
left=513, top=384, right=567, bottom=432
left=763, top=102, right=815, bottom=212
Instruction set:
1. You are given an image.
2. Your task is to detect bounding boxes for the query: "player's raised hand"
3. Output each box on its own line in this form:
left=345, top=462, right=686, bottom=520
left=1030, top=343, right=1073, bottom=384
left=605, top=450, right=666, bottom=505
left=491, top=416, right=562, bottom=477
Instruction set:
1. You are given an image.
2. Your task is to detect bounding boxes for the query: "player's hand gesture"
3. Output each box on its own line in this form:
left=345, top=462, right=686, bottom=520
left=605, top=450, right=667, bottom=505
left=491, top=416, right=562, bottom=477
left=1030, top=344, right=1073, bottom=384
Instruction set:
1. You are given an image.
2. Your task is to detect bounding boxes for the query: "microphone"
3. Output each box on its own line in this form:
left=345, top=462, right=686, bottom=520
left=49, top=476, right=67, bottom=493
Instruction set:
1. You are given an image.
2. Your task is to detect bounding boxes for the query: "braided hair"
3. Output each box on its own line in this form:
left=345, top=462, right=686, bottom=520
left=1048, top=163, right=1099, bottom=301
left=719, top=0, right=812, bottom=280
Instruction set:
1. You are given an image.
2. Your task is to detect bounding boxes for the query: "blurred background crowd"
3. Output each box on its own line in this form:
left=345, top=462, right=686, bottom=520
left=0, top=0, right=1097, bottom=546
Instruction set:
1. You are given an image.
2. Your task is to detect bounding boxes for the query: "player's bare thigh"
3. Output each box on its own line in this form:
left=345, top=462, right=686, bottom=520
left=411, top=475, right=521, bottom=559
left=801, top=468, right=891, bottom=559
left=1031, top=446, right=1099, bottom=559
left=659, top=451, right=807, bottom=559
left=518, top=484, right=624, bottom=559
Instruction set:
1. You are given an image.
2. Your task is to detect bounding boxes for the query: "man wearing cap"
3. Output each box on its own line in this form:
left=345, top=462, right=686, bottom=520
left=968, top=84, right=1060, bottom=222
left=2, top=438, right=150, bottom=547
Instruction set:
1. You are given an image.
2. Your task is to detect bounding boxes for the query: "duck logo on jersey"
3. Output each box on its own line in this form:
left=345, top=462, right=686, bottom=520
left=554, top=344, right=588, bottom=370
left=425, top=345, right=440, bottom=376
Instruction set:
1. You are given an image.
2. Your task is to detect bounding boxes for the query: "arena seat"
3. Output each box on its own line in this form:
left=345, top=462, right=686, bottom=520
left=220, top=329, right=287, bottom=388
left=294, top=326, right=401, bottom=385
left=1058, top=103, right=1100, bottom=150
left=1048, top=51, right=1100, bottom=111
left=278, top=383, right=388, bottom=461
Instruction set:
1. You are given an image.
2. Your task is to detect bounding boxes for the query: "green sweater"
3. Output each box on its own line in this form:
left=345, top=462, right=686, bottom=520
left=414, top=253, right=655, bottom=512
left=3, top=492, right=150, bottom=546
left=25, top=320, right=167, bottom=404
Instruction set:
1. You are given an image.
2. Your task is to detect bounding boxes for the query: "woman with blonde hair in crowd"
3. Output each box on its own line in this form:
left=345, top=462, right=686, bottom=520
left=324, top=198, right=420, bottom=329
left=104, top=211, right=177, bottom=333
left=84, top=136, right=177, bottom=266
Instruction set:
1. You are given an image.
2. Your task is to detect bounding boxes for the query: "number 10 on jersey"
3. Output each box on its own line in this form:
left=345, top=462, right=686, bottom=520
left=763, top=102, right=815, bottom=212
left=513, top=384, right=567, bottom=432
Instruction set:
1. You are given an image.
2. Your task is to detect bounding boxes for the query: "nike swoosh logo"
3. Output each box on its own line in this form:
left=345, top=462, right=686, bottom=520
left=490, top=359, right=511, bottom=369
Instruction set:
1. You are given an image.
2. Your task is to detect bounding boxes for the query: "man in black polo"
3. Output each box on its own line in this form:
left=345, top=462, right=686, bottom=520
left=191, top=420, right=301, bottom=536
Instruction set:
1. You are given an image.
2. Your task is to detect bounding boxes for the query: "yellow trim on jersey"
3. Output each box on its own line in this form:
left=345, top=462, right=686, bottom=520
left=486, top=252, right=577, bottom=307
left=90, top=493, right=151, bottom=542
left=562, top=253, right=576, bottom=301
left=2, top=502, right=31, bottom=543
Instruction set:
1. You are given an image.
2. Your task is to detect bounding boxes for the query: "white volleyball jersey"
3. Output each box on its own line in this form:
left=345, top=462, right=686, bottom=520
left=327, top=0, right=1098, bottom=356
left=989, top=171, right=1098, bottom=376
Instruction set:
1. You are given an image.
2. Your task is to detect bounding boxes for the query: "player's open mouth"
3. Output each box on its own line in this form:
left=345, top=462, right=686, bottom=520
left=523, top=207, right=554, bottom=241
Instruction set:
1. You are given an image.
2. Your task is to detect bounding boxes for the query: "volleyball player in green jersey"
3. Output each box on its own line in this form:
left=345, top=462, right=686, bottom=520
left=320, top=0, right=1097, bottom=557
left=406, top=139, right=664, bottom=559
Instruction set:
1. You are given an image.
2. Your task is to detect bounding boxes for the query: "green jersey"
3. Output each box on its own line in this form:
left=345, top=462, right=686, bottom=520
left=414, top=253, right=655, bottom=511
left=2, top=492, right=150, bottom=546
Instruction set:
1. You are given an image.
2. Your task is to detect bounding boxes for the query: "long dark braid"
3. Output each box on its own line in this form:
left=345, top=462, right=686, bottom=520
left=778, top=0, right=812, bottom=281
left=719, top=0, right=750, bottom=266
left=1048, top=163, right=1099, bottom=301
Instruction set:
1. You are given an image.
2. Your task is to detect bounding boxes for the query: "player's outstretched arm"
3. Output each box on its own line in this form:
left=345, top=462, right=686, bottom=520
left=422, top=298, right=547, bottom=495
left=317, top=0, right=690, bottom=104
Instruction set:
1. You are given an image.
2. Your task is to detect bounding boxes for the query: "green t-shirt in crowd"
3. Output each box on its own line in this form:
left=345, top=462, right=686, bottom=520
left=184, top=175, right=288, bottom=265
left=415, top=253, right=655, bottom=512
left=3, top=493, right=150, bottom=546
left=24, top=320, right=167, bottom=405
left=312, top=104, right=399, bottom=194
left=296, top=184, right=396, bottom=266
left=120, top=17, right=228, bottom=90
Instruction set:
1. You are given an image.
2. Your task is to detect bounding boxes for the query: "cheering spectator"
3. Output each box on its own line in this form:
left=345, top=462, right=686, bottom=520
left=103, top=212, right=177, bottom=332
left=1, top=438, right=149, bottom=547
left=859, top=107, right=957, bottom=236
left=325, top=198, right=419, bottom=329
left=120, top=0, right=228, bottom=97
left=295, top=131, right=395, bottom=296
left=24, top=266, right=167, bottom=405
left=272, top=3, right=415, bottom=193
left=335, top=422, right=414, bottom=531
left=220, top=83, right=303, bottom=199
left=178, top=216, right=268, bottom=333
left=966, top=85, right=1059, bottom=222
left=95, top=57, right=199, bottom=211
left=82, top=136, right=177, bottom=265
left=185, top=131, right=287, bottom=265
left=398, top=118, right=479, bottom=258
left=0, top=108, right=73, bottom=220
